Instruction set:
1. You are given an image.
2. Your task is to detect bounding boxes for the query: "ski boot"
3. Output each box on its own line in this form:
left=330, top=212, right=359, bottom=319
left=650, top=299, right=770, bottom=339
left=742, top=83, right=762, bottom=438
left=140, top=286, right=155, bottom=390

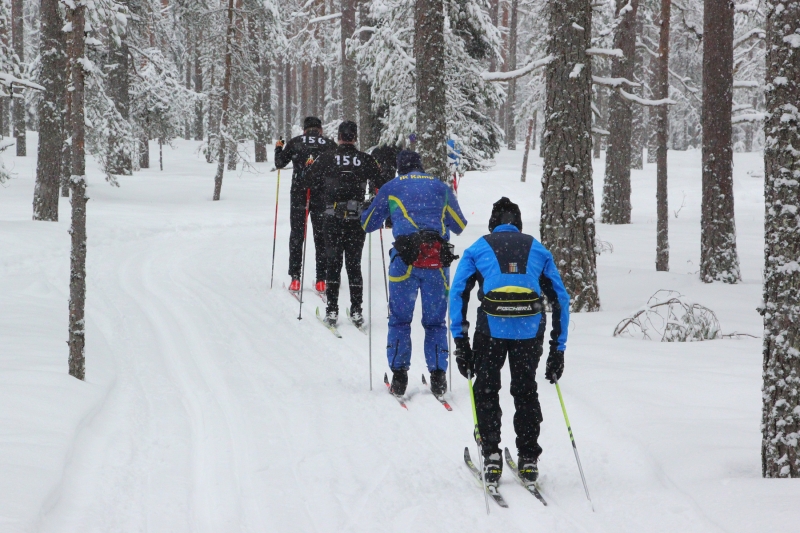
left=323, top=309, right=338, bottom=327
left=349, top=307, right=364, bottom=328
left=518, top=457, right=539, bottom=483
left=288, top=277, right=301, bottom=292
left=483, top=452, right=503, bottom=484
left=390, top=368, right=408, bottom=396
left=430, top=369, right=447, bottom=396
left=315, top=280, right=326, bottom=293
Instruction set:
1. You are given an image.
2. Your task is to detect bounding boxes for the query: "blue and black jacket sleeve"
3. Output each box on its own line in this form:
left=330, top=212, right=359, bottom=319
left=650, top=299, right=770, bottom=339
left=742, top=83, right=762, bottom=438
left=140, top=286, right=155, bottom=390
left=538, top=253, right=571, bottom=352
left=449, top=244, right=479, bottom=339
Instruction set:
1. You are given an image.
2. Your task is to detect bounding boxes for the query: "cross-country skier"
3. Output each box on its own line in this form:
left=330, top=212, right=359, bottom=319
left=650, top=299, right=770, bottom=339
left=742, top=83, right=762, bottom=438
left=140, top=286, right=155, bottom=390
left=274, top=116, right=336, bottom=292
left=449, top=197, right=570, bottom=488
left=306, top=121, right=384, bottom=327
left=361, top=150, right=468, bottom=396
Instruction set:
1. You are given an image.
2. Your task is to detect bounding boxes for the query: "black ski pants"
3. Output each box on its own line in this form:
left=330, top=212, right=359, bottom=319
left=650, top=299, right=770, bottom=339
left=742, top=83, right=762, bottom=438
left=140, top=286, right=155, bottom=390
left=288, top=192, right=326, bottom=282
left=473, top=315, right=546, bottom=460
left=324, top=216, right=366, bottom=313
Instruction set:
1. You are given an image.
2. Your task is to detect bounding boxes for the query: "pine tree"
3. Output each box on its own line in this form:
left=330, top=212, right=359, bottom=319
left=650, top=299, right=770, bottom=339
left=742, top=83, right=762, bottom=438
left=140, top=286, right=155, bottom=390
left=33, top=0, right=67, bottom=221
left=541, top=0, right=599, bottom=311
left=654, top=0, right=670, bottom=272
left=700, top=0, right=740, bottom=283
left=601, top=0, right=639, bottom=225
left=761, top=0, right=800, bottom=479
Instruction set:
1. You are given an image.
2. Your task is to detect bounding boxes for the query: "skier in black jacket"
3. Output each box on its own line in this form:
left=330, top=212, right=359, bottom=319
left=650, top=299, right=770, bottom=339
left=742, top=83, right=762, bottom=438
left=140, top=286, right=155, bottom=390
left=274, top=116, right=337, bottom=292
left=306, top=121, right=384, bottom=327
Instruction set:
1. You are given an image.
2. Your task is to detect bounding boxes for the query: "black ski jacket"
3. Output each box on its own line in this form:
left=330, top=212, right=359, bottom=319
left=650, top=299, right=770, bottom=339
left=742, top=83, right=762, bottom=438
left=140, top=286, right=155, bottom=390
left=275, top=132, right=336, bottom=209
left=306, top=144, right=385, bottom=217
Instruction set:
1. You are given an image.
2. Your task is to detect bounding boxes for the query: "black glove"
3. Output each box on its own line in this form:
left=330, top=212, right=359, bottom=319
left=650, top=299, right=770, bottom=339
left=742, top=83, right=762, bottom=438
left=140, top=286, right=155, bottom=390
left=545, top=349, right=564, bottom=384
left=384, top=216, right=393, bottom=229
left=454, top=336, right=474, bottom=378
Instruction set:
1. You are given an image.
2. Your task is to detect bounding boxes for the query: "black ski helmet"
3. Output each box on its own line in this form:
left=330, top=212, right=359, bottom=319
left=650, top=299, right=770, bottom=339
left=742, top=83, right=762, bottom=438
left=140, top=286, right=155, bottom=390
left=303, top=116, right=323, bottom=130
left=488, top=197, right=523, bottom=232
left=338, top=120, right=358, bottom=142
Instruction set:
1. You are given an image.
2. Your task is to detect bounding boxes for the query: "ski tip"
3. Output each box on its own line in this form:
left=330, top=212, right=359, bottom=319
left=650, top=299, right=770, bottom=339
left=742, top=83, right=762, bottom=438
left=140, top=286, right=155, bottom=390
left=421, top=374, right=427, bottom=385
left=384, top=372, right=389, bottom=385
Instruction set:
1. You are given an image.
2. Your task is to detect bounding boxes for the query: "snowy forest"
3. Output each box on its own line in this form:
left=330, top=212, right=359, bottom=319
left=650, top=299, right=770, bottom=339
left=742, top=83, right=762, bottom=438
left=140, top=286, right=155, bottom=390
left=0, top=0, right=798, bottom=530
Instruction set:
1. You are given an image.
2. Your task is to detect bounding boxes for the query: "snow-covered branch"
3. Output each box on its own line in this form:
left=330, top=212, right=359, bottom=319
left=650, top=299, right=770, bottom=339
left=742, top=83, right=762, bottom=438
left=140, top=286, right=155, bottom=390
left=482, top=55, right=553, bottom=81
left=593, top=75, right=640, bottom=88
left=733, top=28, right=765, bottom=49
left=733, top=80, right=759, bottom=88
left=586, top=47, right=624, bottom=57
left=0, top=72, right=44, bottom=92
left=619, top=89, right=676, bottom=106
left=309, top=12, right=341, bottom=24
left=732, top=112, right=766, bottom=123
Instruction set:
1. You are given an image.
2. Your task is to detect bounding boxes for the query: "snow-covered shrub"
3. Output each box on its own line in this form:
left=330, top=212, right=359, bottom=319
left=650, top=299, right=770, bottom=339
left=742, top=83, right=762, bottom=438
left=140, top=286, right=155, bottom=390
left=613, top=290, right=721, bottom=342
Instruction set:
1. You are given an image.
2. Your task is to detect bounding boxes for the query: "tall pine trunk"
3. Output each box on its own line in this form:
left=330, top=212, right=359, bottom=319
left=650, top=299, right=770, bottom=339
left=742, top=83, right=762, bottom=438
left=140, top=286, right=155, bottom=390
left=213, top=0, right=235, bottom=201
left=68, top=2, right=87, bottom=380
left=107, top=18, right=131, bottom=175
left=415, top=0, right=448, bottom=180
left=655, top=0, right=670, bottom=272
left=505, top=0, right=519, bottom=150
left=761, top=0, right=800, bottom=479
left=33, top=0, right=66, bottom=221
left=11, top=0, right=24, bottom=156
left=521, top=117, right=533, bottom=182
left=700, top=0, right=740, bottom=283
left=341, top=0, right=357, bottom=119
left=193, top=31, right=204, bottom=141
left=601, top=0, right=639, bottom=224
left=542, top=0, right=599, bottom=311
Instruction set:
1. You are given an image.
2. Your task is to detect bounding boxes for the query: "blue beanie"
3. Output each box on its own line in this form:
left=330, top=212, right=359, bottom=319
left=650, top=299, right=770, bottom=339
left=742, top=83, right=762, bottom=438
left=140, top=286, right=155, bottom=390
left=396, top=150, right=424, bottom=175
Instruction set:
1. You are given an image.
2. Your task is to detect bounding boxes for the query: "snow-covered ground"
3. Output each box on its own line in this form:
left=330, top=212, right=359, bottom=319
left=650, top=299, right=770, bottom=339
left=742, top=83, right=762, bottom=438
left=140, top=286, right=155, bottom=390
left=1, top=134, right=797, bottom=532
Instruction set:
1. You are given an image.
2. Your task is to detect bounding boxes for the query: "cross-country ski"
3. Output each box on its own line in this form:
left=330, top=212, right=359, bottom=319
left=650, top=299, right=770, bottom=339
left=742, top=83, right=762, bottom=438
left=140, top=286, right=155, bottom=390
left=421, top=374, right=453, bottom=411
left=464, top=447, right=508, bottom=508
left=504, top=447, right=547, bottom=506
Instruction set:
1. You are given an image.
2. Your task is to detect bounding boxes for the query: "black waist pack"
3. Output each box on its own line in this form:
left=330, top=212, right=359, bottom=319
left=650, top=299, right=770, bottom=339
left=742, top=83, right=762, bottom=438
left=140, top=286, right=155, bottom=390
left=393, top=231, right=459, bottom=269
left=326, top=200, right=363, bottom=220
left=482, top=287, right=543, bottom=317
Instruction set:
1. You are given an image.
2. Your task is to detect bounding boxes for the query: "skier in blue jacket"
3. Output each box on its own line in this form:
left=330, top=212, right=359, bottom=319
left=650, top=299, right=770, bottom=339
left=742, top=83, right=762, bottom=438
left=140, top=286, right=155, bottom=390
left=361, top=150, right=467, bottom=397
left=449, top=197, right=570, bottom=488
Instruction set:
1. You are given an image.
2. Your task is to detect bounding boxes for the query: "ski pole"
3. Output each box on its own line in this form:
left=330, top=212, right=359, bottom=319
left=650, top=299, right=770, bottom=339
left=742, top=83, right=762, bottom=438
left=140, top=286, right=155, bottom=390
left=368, top=232, right=373, bottom=391
left=269, top=169, right=281, bottom=289
left=379, top=227, right=389, bottom=318
left=468, top=370, right=490, bottom=515
left=555, top=381, right=594, bottom=511
left=297, top=189, right=311, bottom=320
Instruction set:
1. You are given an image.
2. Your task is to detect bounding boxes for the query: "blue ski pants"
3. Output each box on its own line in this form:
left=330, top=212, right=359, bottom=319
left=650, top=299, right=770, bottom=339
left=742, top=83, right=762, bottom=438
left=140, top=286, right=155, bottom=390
left=387, top=251, right=450, bottom=372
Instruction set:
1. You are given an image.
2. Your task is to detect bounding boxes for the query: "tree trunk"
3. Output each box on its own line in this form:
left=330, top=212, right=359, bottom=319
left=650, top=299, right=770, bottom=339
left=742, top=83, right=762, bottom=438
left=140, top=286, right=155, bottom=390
left=700, top=0, right=740, bottom=283
left=541, top=0, right=599, bottom=312
left=655, top=0, right=670, bottom=272
left=213, top=0, right=235, bottom=201
left=107, top=18, right=131, bottom=175
left=139, top=133, right=150, bottom=168
left=505, top=0, right=519, bottom=150
left=301, top=61, right=310, bottom=119
left=531, top=109, right=537, bottom=150
left=68, top=2, right=87, bottom=380
left=61, top=81, right=71, bottom=197
left=284, top=62, right=292, bottom=139
left=415, top=0, right=448, bottom=180
left=341, top=0, right=357, bottom=120
left=11, top=0, right=25, bottom=156
left=521, top=117, right=533, bottom=182
left=761, top=0, right=800, bottom=479
left=489, top=0, right=500, bottom=126
left=276, top=59, right=285, bottom=140
left=744, top=94, right=757, bottom=152
left=601, top=0, right=639, bottom=224
left=193, top=33, right=204, bottom=141
left=630, top=9, right=645, bottom=169
left=358, top=0, right=378, bottom=150
left=254, top=55, right=271, bottom=162
left=33, top=0, right=67, bottom=221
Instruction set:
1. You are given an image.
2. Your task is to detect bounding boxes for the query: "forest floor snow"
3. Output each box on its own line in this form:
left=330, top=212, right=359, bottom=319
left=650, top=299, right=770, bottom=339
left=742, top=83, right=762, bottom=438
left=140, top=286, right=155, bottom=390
left=1, top=134, right=797, bottom=532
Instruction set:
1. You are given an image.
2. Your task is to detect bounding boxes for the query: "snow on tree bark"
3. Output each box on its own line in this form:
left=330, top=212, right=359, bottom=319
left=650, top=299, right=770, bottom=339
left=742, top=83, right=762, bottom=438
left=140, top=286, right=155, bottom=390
left=655, top=0, right=670, bottom=272
left=415, top=0, right=448, bottom=180
left=342, top=0, right=357, bottom=119
left=700, top=0, right=740, bottom=283
left=505, top=0, right=519, bottom=150
left=33, top=0, right=67, bottom=222
left=107, top=9, right=132, bottom=176
left=11, top=0, right=24, bottom=156
left=194, top=35, right=204, bottom=142
left=68, top=1, right=88, bottom=381
left=601, top=0, right=639, bottom=225
left=541, top=0, right=599, bottom=312
left=213, top=0, right=235, bottom=201
left=761, top=0, right=800, bottom=479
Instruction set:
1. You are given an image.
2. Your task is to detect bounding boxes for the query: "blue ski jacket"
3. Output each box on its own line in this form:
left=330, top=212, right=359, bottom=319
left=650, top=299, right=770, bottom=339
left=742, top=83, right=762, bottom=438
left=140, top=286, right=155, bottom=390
left=449, top=224, right=571, bottom=347
left=360, top=171, right=467, bottom=239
